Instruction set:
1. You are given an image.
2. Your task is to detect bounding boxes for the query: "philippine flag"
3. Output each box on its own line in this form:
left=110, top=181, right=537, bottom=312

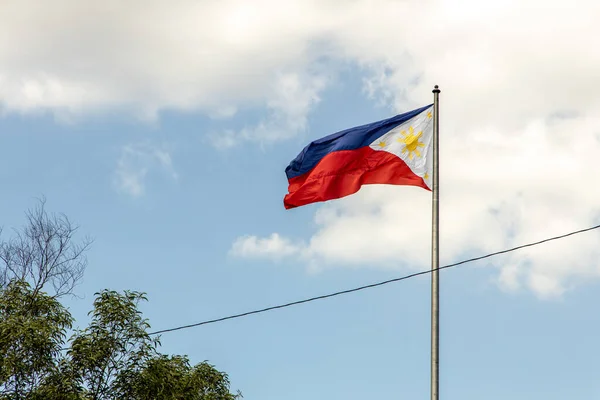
left=284, top=104, right=434, bottom=209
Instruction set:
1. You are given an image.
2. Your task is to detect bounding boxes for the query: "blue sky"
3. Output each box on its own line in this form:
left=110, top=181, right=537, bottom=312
left=2, top=1, right=600, bottom=399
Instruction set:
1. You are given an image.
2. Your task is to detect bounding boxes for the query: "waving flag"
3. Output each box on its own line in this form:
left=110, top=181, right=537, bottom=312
left=283, top=104, right=434, bottom=209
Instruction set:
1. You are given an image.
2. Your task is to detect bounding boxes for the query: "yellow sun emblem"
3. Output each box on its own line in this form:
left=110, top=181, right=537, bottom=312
left=397, top=126, right=424, bottom=160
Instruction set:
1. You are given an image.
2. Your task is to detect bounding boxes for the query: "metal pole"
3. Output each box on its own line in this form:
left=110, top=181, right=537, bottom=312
left=431, top=85, right=441, bottom=400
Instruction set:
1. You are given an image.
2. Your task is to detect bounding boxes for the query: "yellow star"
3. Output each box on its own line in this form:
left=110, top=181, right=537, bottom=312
left=377, top=141, right=387, bottom=148
left=424, top=172, right=429, bottom=180
left=427, top=111, right=432, bottom=119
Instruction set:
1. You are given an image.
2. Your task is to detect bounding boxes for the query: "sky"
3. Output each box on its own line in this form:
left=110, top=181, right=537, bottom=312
left=1, top=0, right=600, bottom=398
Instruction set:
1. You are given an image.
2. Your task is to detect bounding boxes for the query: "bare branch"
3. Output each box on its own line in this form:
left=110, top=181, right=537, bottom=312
left=0, top=197, right=92, bottom=298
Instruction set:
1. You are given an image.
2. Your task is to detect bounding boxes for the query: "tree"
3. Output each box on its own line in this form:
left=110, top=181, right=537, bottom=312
left=0, top=198, right=92, bottom=298
left=68, top=290, right=158, bottom=399
left=0, top=280, right=73, bottom=400
left=123, top=355, right=240, bottom=400
left=0, top=283, right=240, bottom=400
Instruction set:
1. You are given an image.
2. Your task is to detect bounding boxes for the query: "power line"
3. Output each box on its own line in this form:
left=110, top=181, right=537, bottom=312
left=148, top=223, right=600, bottom=336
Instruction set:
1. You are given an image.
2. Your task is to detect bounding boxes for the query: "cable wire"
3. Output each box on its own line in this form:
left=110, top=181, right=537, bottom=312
left=148, top=223, right=600, bottom=336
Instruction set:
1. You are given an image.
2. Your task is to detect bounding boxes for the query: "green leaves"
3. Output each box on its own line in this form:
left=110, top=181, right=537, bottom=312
left=126, top=355, right=241, bottom=400
left=0, top=280, right=73, bottom=399
left=69, top=290, right=158, bottom=399
left=0, top=282, right=240, bottom=400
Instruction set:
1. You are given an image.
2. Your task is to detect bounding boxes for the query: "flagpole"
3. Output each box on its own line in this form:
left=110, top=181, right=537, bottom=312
left=431, top=84, right=441, bottom=400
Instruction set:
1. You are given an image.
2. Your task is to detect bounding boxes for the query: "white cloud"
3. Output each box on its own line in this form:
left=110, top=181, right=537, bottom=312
left=0, top=0, right=338, bottom=133
left=2, top=1, right=600, bottom=123
left=213, top=72, right=327, bottom=148
left=3, top=0, right=600, bottom=297
left=2, top=1, right=600, bottom=136
left=114, top=142, right=178, bottom=197
left=230, top=233, right=302, bottom=259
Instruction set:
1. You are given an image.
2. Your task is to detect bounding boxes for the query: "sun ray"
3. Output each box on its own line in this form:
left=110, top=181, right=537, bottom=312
left=396, top=125, right=426, bottom=161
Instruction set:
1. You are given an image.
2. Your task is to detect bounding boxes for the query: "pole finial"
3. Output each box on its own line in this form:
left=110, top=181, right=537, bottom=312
left=432, top=85, right=440, bottom=93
